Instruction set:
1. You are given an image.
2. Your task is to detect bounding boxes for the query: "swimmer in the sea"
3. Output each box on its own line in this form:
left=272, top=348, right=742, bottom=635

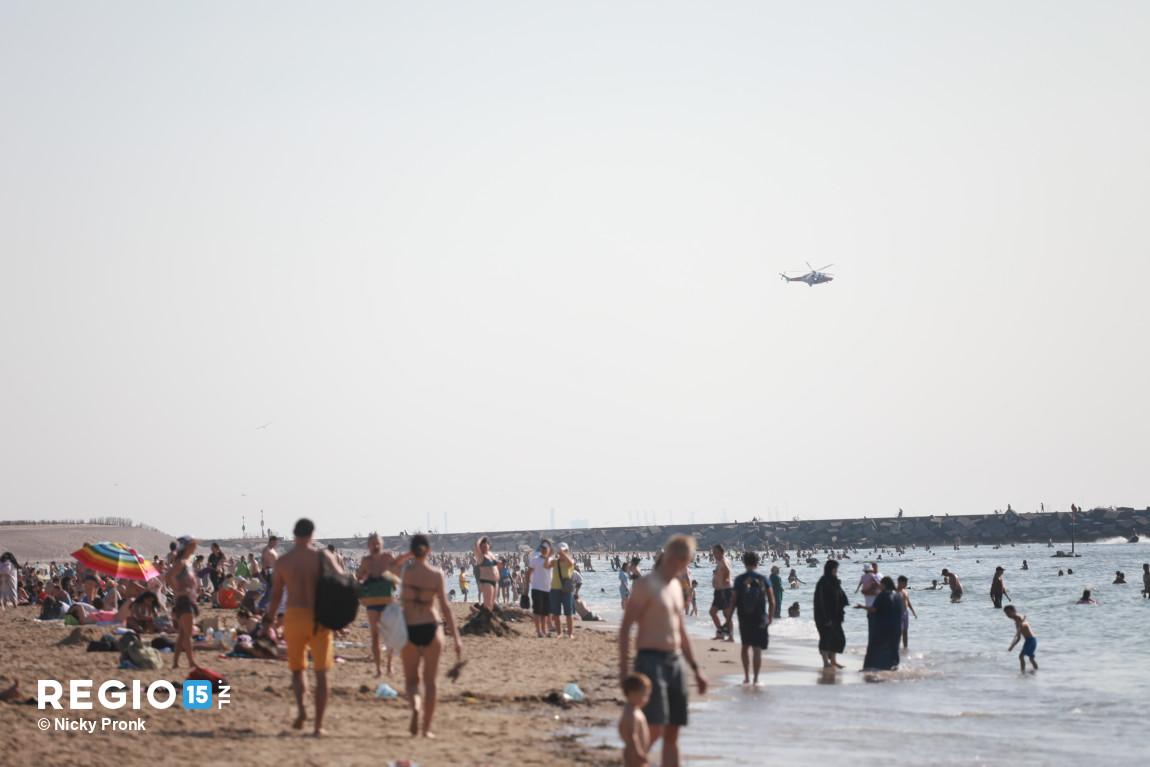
left=1004, top=605, right=1037, bottom=672
left=989, top=567, right=1010, bottom=609
left=941, top=569, right=962, bottom=602
left=1076, top=589, right=1096, bottom=604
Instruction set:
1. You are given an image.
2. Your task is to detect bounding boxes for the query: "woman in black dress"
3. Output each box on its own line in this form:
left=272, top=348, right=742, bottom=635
left=855, top=577, right=903, bottom=671
left=813, top=559, right=848, bottom=669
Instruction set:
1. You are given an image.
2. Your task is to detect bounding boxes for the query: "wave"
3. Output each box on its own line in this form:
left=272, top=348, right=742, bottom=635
left=1093, top=537, right=1135, bottom=545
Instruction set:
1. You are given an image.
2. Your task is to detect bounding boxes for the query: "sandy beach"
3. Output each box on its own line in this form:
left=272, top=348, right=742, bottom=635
left=0, top=600, right=758, bottom=766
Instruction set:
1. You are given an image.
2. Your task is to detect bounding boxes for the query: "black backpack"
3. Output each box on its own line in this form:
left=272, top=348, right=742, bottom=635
left=39, top=598, right=65, bottom=621
left=738, top=572, right=768, bottom=625
left=314, top=551, right=359, bottom=631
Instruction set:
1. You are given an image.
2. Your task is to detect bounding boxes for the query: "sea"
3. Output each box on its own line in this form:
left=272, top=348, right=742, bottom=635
left=573, top=539, right=1149, bottom=766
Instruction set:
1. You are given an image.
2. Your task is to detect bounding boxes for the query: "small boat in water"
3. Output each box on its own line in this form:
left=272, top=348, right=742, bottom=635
left=1128, top=531, right=1140, bottom=543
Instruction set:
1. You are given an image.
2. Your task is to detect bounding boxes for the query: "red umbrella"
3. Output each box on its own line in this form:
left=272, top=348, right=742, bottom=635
left=71, top=541, right=160, bottom=581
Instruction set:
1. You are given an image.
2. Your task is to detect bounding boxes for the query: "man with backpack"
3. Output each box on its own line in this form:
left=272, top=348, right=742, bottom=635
left=262, top=518, right=348, bottom=737
left=725, top=551, right=775, bottom=686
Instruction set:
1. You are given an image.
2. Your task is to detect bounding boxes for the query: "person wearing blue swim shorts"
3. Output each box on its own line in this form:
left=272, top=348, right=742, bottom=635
left=1004, top=605, right=1038, bottom=672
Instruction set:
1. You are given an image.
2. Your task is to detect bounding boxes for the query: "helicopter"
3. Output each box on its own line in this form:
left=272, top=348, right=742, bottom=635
left=780, top=262, right=834, bottom=287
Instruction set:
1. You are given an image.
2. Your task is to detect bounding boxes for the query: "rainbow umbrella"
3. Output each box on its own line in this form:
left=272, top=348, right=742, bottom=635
left=71, top=541, right=160, bottom=582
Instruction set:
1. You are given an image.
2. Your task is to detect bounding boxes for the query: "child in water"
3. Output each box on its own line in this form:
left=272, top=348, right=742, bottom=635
left=1004, top=605, right=1038, bottom=672
left=897, top=575, right=917, bottom=649
left=689, top=580, right=698, bottom=616
left=619, top=672, right=652, bottom=767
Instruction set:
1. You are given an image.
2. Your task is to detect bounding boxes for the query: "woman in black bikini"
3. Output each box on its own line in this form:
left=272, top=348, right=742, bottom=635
left=474, top=536, right=499, bottom=610
left=400, top=534, right=462, bottom=738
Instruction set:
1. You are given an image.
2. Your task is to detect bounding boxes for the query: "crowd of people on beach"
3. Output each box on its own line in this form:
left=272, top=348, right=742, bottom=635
left=4, top=528, right=1150, bottom=766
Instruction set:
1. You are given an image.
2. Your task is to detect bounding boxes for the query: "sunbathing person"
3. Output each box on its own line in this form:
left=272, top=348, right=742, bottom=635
left=574, top=597, right=604, bottom=621
left=65, top=597, right=127, bottom=625
left=235, top=607, right=262, bottom=637
left=125, top=592, right=160, bottom=633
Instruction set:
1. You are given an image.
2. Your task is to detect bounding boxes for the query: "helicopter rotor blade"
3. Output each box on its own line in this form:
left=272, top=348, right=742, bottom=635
left=816, top=263, right=834, bottom=272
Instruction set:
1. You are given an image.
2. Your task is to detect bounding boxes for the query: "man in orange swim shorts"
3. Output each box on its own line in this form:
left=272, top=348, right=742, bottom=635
left=263, top=518, right=344, bottom=735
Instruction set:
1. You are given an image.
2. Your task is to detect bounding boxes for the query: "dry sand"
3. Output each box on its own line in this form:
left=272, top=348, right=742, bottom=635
left=0, top=601, right=757, bottom=766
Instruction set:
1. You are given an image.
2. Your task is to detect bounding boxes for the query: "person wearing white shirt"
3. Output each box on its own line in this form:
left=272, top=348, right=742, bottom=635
left=525, top=540, right=554, bottom=637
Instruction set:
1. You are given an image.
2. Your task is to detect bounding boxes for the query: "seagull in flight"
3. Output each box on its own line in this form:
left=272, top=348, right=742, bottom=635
left=255, top=421, right=273, bottom=430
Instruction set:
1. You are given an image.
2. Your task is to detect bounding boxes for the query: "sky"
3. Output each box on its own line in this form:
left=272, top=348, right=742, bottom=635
left=1, top=2, right=1147, bottom=540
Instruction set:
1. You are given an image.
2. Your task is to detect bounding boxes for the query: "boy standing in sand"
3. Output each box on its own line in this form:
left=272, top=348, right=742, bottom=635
left=620, top=534, right=708, bottom=767
left=1003, top=605, right=1038, bottom=672
left=619, top=672, right=652, bottom=767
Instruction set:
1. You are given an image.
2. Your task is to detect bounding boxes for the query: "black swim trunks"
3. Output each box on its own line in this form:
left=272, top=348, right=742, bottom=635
left=711, top=587, right=733, bottom=611
left=737, top=618, right=769, bottom=650
left=172, top=595, right=199, bottom=618
left=634, top=649, right=689, bottom=727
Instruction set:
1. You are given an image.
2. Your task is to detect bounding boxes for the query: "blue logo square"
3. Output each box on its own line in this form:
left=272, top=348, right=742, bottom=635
left=183, top=680, right=213, bottom=709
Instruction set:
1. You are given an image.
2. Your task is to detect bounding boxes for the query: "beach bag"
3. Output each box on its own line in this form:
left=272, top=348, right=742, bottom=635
left=519, top=592, right=530, bottom=609
left=315, top=552, right=359, bottom=631
left=187, top=666, right=228, bottom=692
left=126, top=641, right=164, bottom=670
left=249, top=636, right=278, bottom=659
left=380, top=602, right=407, bottom=653
left=117, top=630, right=141, bottom=654
left=359, top=572, right=398, bottom=607
left=151, top=636, right=176, bottom=650
left=39, top=598, right=65, bottom=621
left=87, top=635, right=119, bottom=652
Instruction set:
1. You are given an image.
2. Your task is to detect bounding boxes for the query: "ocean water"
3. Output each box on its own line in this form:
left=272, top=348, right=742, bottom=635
left=576, top=540, right=1150, bottom=766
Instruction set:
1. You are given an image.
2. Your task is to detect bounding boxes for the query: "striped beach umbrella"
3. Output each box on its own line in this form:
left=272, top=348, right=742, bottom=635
left=71, top=541, right=160, bottom=582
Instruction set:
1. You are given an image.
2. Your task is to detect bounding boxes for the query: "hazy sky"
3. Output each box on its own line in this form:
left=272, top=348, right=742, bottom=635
left=2, top=2, right=1147, bottom=540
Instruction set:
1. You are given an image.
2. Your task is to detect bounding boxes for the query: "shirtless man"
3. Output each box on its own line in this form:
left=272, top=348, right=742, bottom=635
left=262, top=520, right=342, bottom=736
left=257, top=535, right=279, bottom=610
left=708, top=544, right=733, bottom=641
left=357, top=532, right=411, bottom=678
left=941, top=568, right=963, bottom=602
left=619, top=535, right=708, bottom=767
